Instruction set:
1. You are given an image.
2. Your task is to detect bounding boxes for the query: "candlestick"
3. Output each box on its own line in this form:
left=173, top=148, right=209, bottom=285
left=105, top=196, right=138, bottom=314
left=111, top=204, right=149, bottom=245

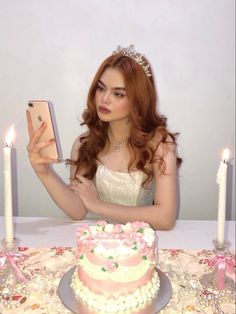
left=216, top=148, right=229, bottom=247
left=200, top=240, right=235, bottom=293
left=3, top=125, right=15, bottom=248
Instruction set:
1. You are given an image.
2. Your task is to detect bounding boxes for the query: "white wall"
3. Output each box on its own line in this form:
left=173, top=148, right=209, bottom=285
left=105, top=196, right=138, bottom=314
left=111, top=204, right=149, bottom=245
left=0, top=0, right=235, bottom=220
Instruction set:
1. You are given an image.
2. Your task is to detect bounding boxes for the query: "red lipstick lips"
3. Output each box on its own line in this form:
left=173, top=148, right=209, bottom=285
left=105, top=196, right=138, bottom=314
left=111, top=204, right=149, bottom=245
left=98, top=106, right=111, bottom=114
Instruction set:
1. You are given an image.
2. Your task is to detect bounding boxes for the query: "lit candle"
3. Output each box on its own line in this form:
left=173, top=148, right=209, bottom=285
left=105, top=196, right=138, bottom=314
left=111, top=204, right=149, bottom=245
left=3, top=125, right=15, bottom=245
left=216, top=148, right=230, bottom=247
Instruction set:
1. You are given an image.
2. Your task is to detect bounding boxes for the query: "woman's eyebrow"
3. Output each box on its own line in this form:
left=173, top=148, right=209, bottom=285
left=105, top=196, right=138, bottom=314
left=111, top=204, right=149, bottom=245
left=113, top=87, right=126, bottom=91
left=98, top=79, right=126, bottom=91
left=98, top=80, right=105, bottom=86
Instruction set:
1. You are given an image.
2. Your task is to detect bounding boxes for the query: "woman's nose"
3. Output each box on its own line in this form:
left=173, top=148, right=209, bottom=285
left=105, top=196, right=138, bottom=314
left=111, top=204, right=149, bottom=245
left=102, top=91, right=111, bottom=104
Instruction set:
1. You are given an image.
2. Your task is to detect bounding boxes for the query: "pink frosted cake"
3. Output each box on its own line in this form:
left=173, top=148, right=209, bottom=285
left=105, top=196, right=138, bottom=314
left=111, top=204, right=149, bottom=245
left=71, top=221, right=160, bottom=313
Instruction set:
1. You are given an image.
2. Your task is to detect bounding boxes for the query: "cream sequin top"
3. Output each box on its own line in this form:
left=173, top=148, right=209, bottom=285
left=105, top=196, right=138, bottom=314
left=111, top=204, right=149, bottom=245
left=85, top=164, right=155, bottom=220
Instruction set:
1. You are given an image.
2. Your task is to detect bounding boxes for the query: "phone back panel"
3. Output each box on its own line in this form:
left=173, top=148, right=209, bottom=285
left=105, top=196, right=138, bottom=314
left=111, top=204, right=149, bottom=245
left=28, top=100, right=62, bottom=160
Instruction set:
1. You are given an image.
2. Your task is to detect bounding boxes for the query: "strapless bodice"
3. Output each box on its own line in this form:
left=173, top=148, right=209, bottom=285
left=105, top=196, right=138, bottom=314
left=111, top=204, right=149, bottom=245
left=85, top=165, right=154, bottom=220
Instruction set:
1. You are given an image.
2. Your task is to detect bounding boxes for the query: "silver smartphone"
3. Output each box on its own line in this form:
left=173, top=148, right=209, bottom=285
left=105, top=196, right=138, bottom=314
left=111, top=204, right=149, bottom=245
left=27, top=100, right=63, bottom=161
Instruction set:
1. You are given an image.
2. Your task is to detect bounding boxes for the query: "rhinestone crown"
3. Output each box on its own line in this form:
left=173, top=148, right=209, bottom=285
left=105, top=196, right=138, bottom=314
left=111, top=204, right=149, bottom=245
left=112, top=45, right=151, bottom=77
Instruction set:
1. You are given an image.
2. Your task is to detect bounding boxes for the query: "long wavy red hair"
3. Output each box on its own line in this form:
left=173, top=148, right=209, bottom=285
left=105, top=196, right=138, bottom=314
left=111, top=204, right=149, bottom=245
left=67, top=53, right=182, bottom=186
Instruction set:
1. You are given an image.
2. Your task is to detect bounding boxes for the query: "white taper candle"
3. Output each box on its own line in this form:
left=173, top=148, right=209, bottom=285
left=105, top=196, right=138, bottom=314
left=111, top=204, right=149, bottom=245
left=4, top=125, right=15, bottom=245
left=216, top=148, right=229, bottom=247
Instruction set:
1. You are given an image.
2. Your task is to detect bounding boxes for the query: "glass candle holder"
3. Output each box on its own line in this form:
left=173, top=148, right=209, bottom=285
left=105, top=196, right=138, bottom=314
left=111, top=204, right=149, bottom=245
left=0, top=239, right=30, bottom=309
left=200, top=240, right=235, bottom=292
left=1, top=238, right=17, bottom=253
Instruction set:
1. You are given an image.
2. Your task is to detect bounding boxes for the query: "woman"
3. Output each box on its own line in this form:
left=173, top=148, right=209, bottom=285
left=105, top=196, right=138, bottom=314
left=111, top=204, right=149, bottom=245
left=27, top=45, right=182, bottom=230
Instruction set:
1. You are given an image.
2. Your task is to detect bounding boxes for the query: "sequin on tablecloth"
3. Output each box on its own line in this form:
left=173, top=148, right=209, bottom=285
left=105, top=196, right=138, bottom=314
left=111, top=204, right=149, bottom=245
left=0, top=247, right=235, bottom=314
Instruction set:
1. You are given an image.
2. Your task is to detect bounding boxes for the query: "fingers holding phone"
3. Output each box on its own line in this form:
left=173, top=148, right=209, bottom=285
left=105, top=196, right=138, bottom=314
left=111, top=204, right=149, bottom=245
left=26, top=101, right=63, bottom=173
left=26, top=112, right=53, bottom=153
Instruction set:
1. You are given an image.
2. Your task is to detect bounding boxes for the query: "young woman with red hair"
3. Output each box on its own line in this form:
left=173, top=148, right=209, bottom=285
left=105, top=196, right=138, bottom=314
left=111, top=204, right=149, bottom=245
left=26, top=45, right=182, bottom=230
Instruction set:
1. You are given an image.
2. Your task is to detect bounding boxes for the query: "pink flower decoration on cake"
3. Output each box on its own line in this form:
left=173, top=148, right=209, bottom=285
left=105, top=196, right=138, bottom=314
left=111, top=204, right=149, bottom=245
left=113, top=224, right=122, bottom=233
left=131, top=221, right=149, bottom=229
left=96, top=220, right=107, bottom=226
left=105, top=260, right=119, bottom=272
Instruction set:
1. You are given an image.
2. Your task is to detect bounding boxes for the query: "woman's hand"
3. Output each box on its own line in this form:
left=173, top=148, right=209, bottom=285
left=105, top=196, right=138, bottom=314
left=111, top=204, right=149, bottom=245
left=68, top=175, right=101, bottom=211
left=26, top=110, right=59, bottom=175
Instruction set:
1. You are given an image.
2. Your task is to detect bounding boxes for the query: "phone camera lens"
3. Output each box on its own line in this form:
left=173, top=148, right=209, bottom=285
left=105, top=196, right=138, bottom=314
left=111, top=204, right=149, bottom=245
left=28, top=103, right=33, bottom=107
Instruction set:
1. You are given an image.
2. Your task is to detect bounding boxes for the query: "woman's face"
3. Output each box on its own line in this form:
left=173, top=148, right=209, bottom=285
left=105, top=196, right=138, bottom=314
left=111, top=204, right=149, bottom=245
left=95, top=67, right=130, bottom=124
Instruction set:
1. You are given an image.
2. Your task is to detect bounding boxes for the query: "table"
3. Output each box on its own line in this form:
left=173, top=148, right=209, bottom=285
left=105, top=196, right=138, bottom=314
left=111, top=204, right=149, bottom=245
left=0, top=217, right=235, bottom=249
left=0, top=217, right=235, bottom=314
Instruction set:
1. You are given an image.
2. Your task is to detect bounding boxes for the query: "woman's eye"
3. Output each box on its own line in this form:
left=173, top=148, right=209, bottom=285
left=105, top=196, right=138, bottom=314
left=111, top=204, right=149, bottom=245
left=114, top=92, right=125, bottom=98
left=97, top=85, right=104, bottom=91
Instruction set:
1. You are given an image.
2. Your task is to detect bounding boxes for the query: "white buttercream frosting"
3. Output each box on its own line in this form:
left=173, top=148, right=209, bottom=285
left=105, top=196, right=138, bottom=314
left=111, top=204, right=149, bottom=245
left=71, top=268, right=160, bottom=313
left=78, top=254, right=154, bottom=282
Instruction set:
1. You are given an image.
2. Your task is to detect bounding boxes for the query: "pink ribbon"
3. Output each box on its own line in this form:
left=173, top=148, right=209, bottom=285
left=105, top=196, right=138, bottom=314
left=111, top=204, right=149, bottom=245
left=0, top=251, right=28, bottom=283
left=208, top=254, right=235, bottom=290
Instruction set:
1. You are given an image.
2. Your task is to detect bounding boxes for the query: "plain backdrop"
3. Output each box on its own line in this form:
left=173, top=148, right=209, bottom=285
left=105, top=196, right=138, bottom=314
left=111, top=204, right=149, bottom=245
left=0, top=0, right=235, bottom=221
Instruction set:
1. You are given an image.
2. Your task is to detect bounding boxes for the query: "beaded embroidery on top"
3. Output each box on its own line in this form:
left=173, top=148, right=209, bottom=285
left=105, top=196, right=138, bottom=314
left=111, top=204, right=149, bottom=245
left=112, top=45, right=151, bottom=77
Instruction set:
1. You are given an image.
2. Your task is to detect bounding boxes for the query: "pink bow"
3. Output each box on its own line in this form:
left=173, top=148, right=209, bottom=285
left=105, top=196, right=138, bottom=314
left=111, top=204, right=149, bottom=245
left=208, top=254, right=235, bottom=290
left=0, top=251, right=28, bottom=283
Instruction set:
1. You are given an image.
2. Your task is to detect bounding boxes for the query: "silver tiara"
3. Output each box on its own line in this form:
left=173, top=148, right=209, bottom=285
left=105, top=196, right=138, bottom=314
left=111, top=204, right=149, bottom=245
left=112, top=45, right=151, bottom=77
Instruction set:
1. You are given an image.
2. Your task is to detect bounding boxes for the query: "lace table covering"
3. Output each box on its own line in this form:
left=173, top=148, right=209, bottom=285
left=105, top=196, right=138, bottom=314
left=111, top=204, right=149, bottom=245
left=0, top=247, right=235, bottom=314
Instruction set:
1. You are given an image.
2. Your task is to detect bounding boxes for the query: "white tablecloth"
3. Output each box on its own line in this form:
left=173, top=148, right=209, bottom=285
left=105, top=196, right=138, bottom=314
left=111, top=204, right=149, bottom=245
left=0, top=216, right=235, bottom=250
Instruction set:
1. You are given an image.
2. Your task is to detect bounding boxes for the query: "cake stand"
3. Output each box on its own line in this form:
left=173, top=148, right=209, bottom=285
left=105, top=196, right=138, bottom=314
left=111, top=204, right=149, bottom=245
left=58, top=267, right=172, bottom=314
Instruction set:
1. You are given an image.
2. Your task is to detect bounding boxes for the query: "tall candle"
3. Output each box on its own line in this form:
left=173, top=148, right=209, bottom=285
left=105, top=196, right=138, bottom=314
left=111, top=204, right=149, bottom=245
left=216, top=148, right=230, bottom=247
left=3, top=125, right=15, bottom=245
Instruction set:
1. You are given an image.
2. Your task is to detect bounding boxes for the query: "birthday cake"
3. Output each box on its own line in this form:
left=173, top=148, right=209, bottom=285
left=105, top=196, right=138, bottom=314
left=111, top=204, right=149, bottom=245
left=71, top=221, right=160, bottom=313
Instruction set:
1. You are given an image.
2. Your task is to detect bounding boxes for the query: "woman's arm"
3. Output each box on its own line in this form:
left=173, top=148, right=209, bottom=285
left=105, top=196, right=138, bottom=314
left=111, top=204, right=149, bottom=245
left=26, top=110, right=87, bottom=220
left=69, top=142, right=179, bottom=230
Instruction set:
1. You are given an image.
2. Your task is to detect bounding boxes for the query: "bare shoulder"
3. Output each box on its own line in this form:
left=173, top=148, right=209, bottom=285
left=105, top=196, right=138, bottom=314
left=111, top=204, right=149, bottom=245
left=71, top=131, right=89, bottom=160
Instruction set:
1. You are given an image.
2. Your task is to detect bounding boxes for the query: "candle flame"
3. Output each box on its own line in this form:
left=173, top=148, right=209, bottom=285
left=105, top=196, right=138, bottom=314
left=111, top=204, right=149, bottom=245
left=222, top=148, right=230, bottom=162
left=5, top=125, right=15, bottom=147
